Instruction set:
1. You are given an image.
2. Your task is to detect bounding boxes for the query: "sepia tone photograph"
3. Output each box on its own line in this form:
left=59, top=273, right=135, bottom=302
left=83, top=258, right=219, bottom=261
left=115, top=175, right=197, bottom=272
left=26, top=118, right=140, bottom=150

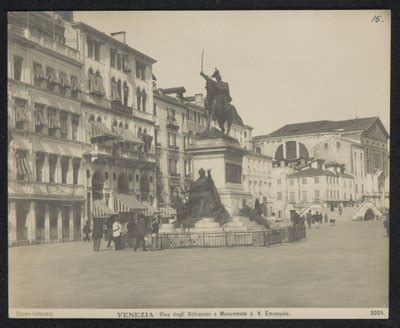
left=7, top=10, right=390, bottom=319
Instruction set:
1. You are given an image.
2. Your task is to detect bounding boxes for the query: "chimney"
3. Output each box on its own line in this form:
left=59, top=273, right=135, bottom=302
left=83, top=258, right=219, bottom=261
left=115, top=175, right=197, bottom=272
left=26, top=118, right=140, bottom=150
left=195, top=93, right=203, bottom=105
left=110, top=31, right=126, bottom=44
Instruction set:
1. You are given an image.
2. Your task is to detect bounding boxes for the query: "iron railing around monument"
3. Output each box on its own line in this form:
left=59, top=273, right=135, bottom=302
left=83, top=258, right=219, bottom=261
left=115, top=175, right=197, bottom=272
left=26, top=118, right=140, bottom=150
left=155, top=226, right=306, bottom=250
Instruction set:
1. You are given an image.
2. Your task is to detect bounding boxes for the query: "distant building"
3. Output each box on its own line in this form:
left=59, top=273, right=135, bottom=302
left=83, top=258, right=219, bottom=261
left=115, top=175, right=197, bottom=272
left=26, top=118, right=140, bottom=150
left=254, top=117, right=389, bottom=211
left=242, top=150, right=273, bottom=215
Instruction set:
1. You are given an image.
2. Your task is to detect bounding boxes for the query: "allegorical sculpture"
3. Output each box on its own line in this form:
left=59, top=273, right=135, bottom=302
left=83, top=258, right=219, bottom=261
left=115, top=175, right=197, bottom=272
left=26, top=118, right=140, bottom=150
left=200, top=51, right=243, bottom=134
left=173, top=168, right=230, bottom=227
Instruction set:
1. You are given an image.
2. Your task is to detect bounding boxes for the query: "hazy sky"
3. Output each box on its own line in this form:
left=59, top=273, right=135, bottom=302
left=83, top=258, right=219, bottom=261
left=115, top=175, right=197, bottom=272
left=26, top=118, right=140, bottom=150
left=74, top=10, right=390, bottom=136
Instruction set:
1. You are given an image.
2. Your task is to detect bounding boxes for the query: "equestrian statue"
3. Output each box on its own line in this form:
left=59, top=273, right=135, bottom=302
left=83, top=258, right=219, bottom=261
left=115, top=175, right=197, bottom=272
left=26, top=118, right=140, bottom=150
left=200, top=51, right=243, bottom=134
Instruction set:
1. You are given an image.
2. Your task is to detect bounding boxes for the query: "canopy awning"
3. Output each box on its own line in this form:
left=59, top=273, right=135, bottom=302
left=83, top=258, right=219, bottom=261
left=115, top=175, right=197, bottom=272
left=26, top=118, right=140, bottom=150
left=90, top=121, right=119, bottom=141
left=114, top=193, right=147, bottom=213
left=59, top=72, right=71, bottom=88
left=48, top=113, right=60, bottom=129
left=159, top=206, right=177, bottom=218
left=15, top=104, right=30, bottom=122
left=16, top=155, right=31, bottom=176
left=112, top=126, right=143, bottom=144
left=142, top=201, right=161, bottom=216
left=93, top=200, right=116, bottom=218
left=34, top=108, right=46, bottom=127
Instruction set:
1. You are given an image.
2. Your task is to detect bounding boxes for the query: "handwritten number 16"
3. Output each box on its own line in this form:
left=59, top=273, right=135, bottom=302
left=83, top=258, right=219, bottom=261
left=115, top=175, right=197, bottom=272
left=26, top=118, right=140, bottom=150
left=371, top=15, right=382, bottom=23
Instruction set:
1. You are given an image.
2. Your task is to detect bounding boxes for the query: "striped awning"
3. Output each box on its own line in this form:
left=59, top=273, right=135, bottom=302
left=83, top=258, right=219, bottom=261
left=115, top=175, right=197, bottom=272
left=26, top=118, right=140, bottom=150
left=160, top=206, right=177, bottom=218
left=114, top=193, right=147, bottom=213
left=93, top=200, right=116, bottom=218
left=59, top=72, right=71, bottom=88
left=34, top=110, right=46, bottom=127
left=48, top=113, right=60, bottom=129
left=16, top=155, right=31, bottom=176
left=34, top=63, right=46, bottom=80
left=113, top=126, right=143, bottom=144
left=47, top=68, right=59, bottom=84
left=142, top=201, right=161, bottom=216
left=90, top=121, right=119, bottom=141
left=71, top=76, right=81, bottom=92
left=15, top=104, right=30, bottom=122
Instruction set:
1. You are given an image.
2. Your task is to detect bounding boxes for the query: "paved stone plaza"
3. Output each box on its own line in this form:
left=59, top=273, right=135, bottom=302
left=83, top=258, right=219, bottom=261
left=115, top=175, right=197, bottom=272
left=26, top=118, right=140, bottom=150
left=9, top=215, right=388, bottom=309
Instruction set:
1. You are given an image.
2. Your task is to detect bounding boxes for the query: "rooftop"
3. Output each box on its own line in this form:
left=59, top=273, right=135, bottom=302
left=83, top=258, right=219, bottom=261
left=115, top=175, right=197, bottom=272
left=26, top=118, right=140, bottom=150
left=255, top=117, right=387, bottom=140
left=72, top=22, right=157, bottom=64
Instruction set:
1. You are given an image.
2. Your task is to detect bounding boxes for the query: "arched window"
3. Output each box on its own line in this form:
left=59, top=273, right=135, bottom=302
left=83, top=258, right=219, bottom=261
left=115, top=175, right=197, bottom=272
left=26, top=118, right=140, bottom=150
left=142, top=89, right=147, bottom=111
left=123, top=81, right=129, bottom=106
left=118, top=121, right=123, bottom=128
left=275, top=144, right=284, bottom=160
left=286, top=141, right=297, bottom=159
left=96, top=116, right=102, bottom=123
left=255, top=146, right=261, bottom=153
left=136, top=87, right=142, bottom=110
left=112, top=120, right=118, bottom=127
left=299, top=142, right=309, bottom=158
left=137, top=127, right=142, bottom=137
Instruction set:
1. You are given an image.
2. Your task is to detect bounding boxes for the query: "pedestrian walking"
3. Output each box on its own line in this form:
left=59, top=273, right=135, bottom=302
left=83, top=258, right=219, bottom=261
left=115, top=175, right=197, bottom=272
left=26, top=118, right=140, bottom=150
left=112, top=217, right=122, bottom=250
left=151, top=216, right=160, bottom=251
left=314, top=212, right=319, bottom=228
left=324, top=213, right=328, bottom=224
left=92, top=217, right=103, bottom=252
left=306, top=210, right=312, bottom=229
left=83, top=221, right=91, bottom=242
left=106, top=217, right=114, bottom=248
left=134, top=215, right=147, bottom=252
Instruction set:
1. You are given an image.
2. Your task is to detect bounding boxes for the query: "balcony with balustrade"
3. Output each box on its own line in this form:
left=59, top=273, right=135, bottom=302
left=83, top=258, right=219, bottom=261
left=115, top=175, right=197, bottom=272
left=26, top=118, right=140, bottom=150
left=8, top=180, right=85, bottom=201
left=9, top=25, right=80, bottom=63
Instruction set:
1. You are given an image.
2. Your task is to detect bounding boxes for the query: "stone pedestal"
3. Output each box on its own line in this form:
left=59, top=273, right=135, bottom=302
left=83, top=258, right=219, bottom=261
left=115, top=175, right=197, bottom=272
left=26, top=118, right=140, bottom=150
left=159, top=223, right=185, bottom=234
left=187, top=130, right=252, bottom=216
left=223, top=216, right=265, bottom=232
left=189, top=218, right=224, bottom=233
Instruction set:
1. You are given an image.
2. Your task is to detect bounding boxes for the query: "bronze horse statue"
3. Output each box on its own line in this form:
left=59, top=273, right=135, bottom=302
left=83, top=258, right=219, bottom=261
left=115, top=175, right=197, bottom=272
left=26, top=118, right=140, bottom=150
left=201, top=69, right=241, bottom=134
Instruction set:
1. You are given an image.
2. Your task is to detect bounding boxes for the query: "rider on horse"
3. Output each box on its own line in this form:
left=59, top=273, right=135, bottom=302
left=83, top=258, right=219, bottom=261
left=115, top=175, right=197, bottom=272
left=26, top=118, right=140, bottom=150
left=200, top=68, right=241, bottom=133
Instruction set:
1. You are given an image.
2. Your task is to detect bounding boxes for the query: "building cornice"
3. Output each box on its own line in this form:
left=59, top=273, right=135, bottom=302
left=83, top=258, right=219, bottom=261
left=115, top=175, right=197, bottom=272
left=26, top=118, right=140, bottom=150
left=9, top=31, right=83, bottom=68
left=72, top=22, right=157, bottom=65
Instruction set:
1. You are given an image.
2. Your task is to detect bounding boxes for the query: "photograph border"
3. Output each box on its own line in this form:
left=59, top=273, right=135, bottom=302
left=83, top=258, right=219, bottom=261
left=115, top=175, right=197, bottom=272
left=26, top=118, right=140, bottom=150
left=1, top=0, right=399, bottom=327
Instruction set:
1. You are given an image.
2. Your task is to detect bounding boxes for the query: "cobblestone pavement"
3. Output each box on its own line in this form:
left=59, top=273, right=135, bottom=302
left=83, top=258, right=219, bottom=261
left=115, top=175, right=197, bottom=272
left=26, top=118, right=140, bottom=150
left=9, top=216, right=388, bottom=309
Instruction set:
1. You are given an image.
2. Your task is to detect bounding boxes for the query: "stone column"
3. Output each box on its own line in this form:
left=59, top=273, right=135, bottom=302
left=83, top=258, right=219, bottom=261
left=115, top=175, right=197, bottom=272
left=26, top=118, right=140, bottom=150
left=8, top=201, right=17, bottom=246
left=44, top=204, right=50, bottom=242
left=69, top=206, right=74, bottom=241
left=57, top=205, right=63, bottom=242
left=27, top=201, right=36, bottom=244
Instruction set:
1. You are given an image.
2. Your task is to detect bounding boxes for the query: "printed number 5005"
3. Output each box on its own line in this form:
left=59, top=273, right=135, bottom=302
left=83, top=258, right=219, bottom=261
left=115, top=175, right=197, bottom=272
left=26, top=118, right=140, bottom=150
left=370, top=310, right=385, bottom=316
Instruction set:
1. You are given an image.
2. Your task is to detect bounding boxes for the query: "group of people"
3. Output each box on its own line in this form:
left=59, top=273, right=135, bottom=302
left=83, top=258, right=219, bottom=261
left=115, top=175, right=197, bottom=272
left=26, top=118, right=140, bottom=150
left=305, top=210, right=334, bottom=228
left=82, top=215, right=161, bottom=252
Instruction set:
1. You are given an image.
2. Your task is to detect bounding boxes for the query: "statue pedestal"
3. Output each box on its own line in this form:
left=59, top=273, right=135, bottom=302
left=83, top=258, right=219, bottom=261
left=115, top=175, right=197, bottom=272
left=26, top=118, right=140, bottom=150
left=159, top=223, right=185, bottom=234
left=223, top=216, right=265, bottom=232
left=189, top=218, right=224, bottom=233
left=187, top=131, right=252, bottom=216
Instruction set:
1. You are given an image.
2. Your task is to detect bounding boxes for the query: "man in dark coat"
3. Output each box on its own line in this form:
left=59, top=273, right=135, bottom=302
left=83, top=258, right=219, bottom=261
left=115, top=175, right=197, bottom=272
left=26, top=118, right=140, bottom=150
left=151, top=216, right=160, bottom=251
left=306, top=210, right=312, bottom=228
left=83, top=221, right=91, bottom=242
left=92, top=218, right=103, bottom=252
left=134, top=215, right=147, bottom=252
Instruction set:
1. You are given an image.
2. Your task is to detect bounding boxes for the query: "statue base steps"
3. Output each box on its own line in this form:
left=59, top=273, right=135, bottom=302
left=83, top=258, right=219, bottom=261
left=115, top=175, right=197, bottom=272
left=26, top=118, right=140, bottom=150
left=159, top=223, right=185, bottom=234
left=189, top=218, right=224, bottom=233
left=223, top=216, right=265, bottom=232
